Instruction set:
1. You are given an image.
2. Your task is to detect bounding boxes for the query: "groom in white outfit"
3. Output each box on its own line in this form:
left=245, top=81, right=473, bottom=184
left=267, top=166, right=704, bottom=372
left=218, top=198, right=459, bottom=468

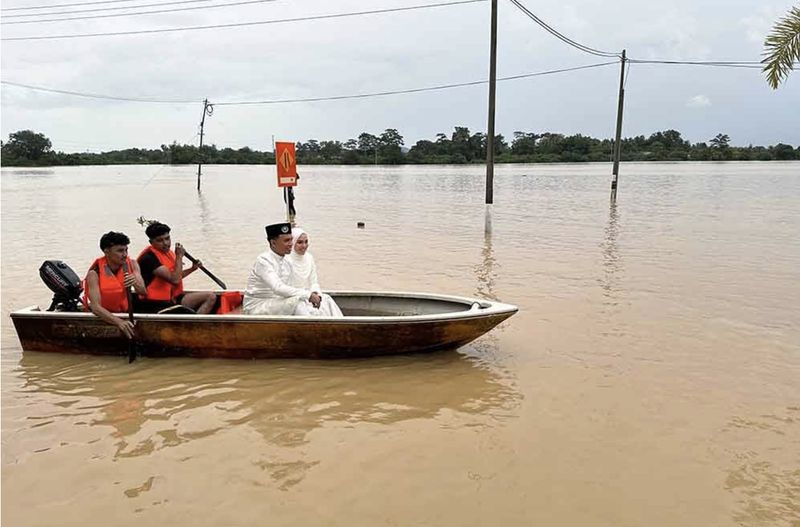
left=242, top=222, right=323, bottom=315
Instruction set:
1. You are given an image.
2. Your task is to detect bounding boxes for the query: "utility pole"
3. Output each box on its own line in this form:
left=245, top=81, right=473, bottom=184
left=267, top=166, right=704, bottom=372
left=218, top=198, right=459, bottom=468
left=196, top=98, right=213, bottom=191
left=485, top=0, right=498, bottom=204
left=610, top=50, right=626, bottom=199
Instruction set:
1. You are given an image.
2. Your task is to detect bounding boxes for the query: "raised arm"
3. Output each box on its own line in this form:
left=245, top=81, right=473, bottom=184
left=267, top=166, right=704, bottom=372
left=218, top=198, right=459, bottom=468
left=151, top=244, right=185, bottom=285
left=127, top=259, right=147, bottom=296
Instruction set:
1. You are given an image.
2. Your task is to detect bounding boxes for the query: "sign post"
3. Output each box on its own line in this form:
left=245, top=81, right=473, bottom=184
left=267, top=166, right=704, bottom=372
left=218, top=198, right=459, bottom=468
left=275, top=141, right=298, bottom=222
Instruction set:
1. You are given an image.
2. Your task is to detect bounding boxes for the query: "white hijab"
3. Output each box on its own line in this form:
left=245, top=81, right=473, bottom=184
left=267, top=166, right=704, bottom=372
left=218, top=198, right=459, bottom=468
left=287, top=227, right=319, bottom=291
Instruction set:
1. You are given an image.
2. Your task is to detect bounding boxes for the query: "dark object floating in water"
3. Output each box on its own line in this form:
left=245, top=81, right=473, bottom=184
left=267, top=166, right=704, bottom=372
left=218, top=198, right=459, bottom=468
left=357, top=222, right=365, bottom=228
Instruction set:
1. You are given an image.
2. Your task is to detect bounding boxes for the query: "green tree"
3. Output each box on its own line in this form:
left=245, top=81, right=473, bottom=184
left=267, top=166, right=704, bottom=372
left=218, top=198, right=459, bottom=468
left=406, top=140, right=436, bottom=163
left=709, top=133, right=732, bottom=160
left=2, top=130, right=52, bottom=162
left=451, top=126, right=472, bottom=160
left=511, top=131, right=538, bottom=156
left=341, top=139, right=361, bottom=164
left=762, top=6, right=800, bottom=89
left=709, top=133, right=730, bottom=149
left=772, top=143, right=797, bottom=160
left=378, top=128, right=405, bottom=164
left=357, top=133, right=379, bottom=153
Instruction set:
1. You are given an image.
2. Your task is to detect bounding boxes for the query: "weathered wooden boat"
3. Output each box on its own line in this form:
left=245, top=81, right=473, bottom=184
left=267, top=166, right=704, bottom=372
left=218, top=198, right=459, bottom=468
left=10, top=291, right=517, bottom=359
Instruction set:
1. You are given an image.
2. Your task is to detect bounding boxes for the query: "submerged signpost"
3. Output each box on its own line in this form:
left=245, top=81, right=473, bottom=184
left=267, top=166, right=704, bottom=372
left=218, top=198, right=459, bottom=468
left=275, top=141, right=298, bottom=222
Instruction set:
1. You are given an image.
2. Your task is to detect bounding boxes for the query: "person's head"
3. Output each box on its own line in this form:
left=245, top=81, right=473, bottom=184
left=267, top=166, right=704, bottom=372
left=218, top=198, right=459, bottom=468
left=292, top=228, right=309, bottom=256
left=265, top=222, right=293, bottom=256
left=99, top=231, right=130, bottom=266
left=145, top=222, right=172, bottom=253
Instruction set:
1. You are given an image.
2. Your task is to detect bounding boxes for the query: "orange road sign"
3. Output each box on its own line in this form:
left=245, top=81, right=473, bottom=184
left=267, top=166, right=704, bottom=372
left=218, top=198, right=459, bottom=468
left=275, top=141, right=297, bottom=187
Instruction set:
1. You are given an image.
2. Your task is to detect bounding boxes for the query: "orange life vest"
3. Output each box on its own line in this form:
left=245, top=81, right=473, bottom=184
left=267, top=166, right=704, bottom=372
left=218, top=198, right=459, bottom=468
left=137, top=246, right=184, bottom=302
left=217, top=291, right=243, bottom=314
left=82, top=256, right=132, bottom=313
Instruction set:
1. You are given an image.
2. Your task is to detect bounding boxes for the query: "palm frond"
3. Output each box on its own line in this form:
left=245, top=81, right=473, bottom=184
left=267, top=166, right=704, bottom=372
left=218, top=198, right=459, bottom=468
left=762, top=6, right=800, bottom=89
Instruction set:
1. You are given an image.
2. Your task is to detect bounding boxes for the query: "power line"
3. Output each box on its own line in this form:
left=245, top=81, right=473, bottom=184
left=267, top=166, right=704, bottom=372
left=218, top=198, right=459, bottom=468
left=506, top=0, right=771, bottom=68
left=2, top=0, right=150, bottom=12
left=2, top=0, right=278, bottom=24
left=1, top=62, right=617, bottom=106
left=1, top=0, right=486, bottom=41
left=507, top=0, right=620, bottom=58
left=215, top=61, right=618, bottom=105
left=3, top=0, right=215, bottom=18
left=1, top=80, right=199, bottom=103
left=627, top=59, right=766, bottom=69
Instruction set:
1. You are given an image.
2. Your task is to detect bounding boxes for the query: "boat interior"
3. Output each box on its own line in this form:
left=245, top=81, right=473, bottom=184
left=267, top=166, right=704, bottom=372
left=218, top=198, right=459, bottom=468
left=17, top=292, right=496, bottom=318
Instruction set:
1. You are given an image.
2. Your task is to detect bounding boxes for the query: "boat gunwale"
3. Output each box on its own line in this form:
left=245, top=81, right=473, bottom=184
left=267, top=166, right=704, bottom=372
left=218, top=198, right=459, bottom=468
left=9, top=290, right=518, bottom=325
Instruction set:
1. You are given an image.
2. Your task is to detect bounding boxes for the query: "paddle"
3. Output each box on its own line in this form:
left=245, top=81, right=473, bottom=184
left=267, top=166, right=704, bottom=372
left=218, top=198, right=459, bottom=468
left=122, top=261, right=137, bottom=363
left=183, top=250, right=227, bottom=290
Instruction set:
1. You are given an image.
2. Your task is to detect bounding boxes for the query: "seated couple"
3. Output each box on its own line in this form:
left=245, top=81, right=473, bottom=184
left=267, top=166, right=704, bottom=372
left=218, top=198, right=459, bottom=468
left=243, top=222, right=343, bottom=317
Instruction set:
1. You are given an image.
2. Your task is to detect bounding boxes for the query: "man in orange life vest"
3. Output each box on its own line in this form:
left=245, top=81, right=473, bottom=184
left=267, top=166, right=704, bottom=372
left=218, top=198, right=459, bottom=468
left=84, top=231, right=146, bottom=339
left=136, top=222, right=216, bottom=314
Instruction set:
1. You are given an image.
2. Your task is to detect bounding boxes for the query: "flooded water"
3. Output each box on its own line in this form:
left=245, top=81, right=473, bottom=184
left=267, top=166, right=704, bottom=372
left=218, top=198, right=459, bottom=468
left=2, top=162, right=799, bottom=526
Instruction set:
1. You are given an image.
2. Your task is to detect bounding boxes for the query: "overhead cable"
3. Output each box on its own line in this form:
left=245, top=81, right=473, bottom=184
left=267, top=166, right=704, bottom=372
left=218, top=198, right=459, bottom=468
left=2, top=0, right=278, bottom=24
left=1, top=0, right=486, bottom=40
left=214, top=61, right=618, bottom=105
left=627, top=59, right=765, bottom=69
left=1, top=80, right=199, bottom=103
left=507, top=0, right=620, bottom=58
left=1, top=62, right=617, bottom=106
left=3, top=0, right=215, bottom=18
left=2, top=0, right=147, bottom=12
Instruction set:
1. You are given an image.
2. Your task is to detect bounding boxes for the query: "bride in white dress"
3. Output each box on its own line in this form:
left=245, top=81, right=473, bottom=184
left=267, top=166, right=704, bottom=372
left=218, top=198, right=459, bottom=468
left=286, top=228, right=344, bottom=317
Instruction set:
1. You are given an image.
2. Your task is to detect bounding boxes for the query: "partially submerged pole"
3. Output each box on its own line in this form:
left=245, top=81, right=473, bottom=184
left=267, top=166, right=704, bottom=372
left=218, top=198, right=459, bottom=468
left=485, top=0, right=498, bottom=205
left=196, top=98, right=213, bottom=191
left=610, top=50, right=627, bottom=198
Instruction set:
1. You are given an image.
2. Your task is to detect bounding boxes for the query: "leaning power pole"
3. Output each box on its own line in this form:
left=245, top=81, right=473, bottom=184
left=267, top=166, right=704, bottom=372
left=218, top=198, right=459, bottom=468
left=610, top=50, right=627, bottom=198
left=197, top=98, right=213, bottom=191
left=485, top=0, right=498, bottom=204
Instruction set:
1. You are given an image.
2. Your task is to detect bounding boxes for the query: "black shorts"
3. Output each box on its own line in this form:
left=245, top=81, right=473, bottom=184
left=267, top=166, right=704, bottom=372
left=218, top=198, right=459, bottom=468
left=132, top=296, right=176, bottom=314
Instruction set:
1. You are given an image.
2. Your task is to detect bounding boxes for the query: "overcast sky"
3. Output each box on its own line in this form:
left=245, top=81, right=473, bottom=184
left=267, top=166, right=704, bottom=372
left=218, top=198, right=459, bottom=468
left=1, top=0, right=798, bottom=153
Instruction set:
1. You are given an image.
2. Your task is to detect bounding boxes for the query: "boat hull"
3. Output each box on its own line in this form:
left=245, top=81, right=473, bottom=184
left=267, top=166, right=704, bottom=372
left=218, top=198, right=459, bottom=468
left=10, top=292, right=517, bottom=359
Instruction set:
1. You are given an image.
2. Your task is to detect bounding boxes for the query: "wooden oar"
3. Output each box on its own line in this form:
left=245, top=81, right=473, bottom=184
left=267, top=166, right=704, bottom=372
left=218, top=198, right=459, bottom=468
left=122, top=261, right=137, bottom=363
left=183, top=250, right=227, bottom=290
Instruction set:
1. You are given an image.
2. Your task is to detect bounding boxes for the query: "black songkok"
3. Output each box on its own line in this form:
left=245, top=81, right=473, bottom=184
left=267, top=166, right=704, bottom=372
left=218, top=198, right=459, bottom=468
left=265, top=222, right=291, bottom=240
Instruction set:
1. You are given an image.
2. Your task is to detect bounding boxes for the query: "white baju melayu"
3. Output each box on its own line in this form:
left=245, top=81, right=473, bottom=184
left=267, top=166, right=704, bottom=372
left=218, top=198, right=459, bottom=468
left=242, top=248, right=319, bottom=316
left=286, top=228, right=344, bottom=318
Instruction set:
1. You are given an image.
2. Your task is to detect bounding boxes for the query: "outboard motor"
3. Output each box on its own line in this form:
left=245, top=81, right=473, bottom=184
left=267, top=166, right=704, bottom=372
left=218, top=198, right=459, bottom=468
left=39, top=260, right=83, bottom=312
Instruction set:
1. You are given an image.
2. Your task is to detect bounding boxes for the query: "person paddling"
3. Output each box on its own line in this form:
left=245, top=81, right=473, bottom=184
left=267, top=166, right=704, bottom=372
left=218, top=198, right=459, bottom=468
left=136, top=222, right=216, bottom=314
left=83, top=231, right=146, bottom=339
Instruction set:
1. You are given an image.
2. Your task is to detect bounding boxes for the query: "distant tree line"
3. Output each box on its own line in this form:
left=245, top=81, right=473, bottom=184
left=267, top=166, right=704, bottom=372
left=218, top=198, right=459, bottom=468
left=2, top=128, right=798, bottom=167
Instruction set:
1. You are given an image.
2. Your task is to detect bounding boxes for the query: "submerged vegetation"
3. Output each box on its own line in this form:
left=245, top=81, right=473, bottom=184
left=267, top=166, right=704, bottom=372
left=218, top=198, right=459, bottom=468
left=1, top=128, right=798, bottom=167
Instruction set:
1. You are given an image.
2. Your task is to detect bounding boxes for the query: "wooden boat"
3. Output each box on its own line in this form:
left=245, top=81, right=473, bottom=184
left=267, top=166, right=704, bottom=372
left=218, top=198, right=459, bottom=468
left=10, top=291, right=517, bottom=359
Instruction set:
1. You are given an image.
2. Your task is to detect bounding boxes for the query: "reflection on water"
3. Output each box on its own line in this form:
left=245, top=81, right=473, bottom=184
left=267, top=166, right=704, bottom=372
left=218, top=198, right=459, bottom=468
left=475, top=206, right=499, bottom=301
left=600, top=198, right=623, bottom=305
left=196, top=189, right=213, bottom=240
left=5, top=169, right=55, bottom=177
left=12, top=349, right=518, bottom=486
